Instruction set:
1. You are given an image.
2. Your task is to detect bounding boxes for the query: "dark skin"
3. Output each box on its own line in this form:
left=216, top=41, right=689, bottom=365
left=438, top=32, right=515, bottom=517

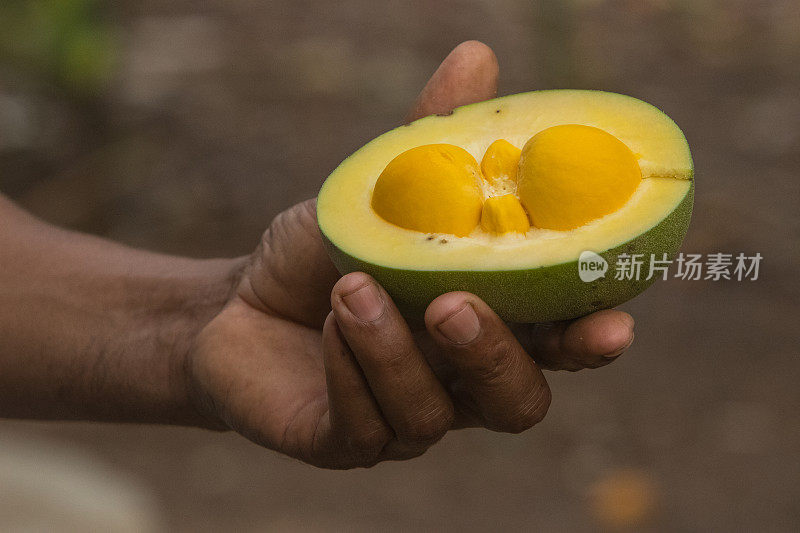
left=0, top=42, right=634, bottom=469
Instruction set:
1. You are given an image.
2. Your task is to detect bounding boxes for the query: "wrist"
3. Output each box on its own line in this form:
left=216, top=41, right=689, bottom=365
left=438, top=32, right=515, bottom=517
left=0, top=197, right=249, bottom=425
left=161, top=256, right=246, bottom=429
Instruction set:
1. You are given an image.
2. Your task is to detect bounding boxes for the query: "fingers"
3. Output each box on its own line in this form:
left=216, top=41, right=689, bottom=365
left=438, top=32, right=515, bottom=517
left=329, top=273, right=455, bottom=455
left=246, top=42, right=497, bottom=329
left=425, top=293, right=552, bottom=433
left=512, top=310, right=635, bottom=372
left=406, top=40, right=499, bottom=122
left=244, top=199, right=340, bottom=329
left=321, top=312, right=393, bottom=466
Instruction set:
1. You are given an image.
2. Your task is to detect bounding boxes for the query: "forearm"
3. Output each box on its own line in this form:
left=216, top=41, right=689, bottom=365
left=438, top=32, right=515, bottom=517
left=0, top=194, right=244, bottom=426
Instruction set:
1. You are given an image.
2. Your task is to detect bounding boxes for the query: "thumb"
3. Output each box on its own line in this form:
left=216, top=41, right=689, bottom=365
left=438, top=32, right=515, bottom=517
left=406, top=40, right=499, bottom=123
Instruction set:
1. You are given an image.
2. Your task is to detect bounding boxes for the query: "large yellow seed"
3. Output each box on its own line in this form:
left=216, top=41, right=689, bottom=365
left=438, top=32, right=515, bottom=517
left=481, top=139, right=521, bottom=186
left=371, top=144, right=483, bottom=237
left=480, top=194, right=531, bottom=235
left=517, top=124, right=642, bottom=230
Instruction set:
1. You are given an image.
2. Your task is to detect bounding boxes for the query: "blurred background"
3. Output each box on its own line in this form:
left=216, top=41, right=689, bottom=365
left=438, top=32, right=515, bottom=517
left=1, top=0, right=799, bottom=531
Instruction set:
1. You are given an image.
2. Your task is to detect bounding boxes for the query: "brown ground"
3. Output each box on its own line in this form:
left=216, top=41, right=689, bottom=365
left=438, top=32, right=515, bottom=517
left=1, top=1, right=799, bottom=531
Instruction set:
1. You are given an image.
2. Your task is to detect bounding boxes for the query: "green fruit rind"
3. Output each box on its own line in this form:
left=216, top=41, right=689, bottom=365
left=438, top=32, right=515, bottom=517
left=318, top=90, right=694, bottom=323
left=322, top=183, right=693, bottom=323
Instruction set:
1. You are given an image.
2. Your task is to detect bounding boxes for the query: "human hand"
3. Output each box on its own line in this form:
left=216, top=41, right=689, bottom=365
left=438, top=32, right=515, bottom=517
left=187, top=41, right=636, bottom=469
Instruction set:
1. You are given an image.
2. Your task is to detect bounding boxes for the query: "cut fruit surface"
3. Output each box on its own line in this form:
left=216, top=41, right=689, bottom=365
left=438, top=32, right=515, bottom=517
left=480, top=194, right=530, bottom=235
left=518, top=124, right=642, bottom=230
left=371, top=144, right=483, bottom=237
left=481, top=139, right=521, bottom=187
left=317, top=90, right=693, bottom=322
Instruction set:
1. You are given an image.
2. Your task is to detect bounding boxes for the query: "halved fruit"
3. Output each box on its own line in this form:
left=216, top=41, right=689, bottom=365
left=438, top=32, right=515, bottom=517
left=317, top=90, right=693, bottom=322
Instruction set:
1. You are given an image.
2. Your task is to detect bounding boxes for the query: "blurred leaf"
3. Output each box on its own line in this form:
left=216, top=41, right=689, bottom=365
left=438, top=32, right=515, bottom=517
left=0, top=0, right=116, bottom=94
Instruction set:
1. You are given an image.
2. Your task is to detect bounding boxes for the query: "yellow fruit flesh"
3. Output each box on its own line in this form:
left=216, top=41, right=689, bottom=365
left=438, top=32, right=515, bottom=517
left=480, top=194, right=530, bottom=234
left=481, top=139, right=521, bottom=189
left=321, top=89, right=693, bottom=274
left=518, top=124, right=642, bottom=230
left=370, top=144, right=483, bottom=237
left=370, top=125, right=643, bottom=236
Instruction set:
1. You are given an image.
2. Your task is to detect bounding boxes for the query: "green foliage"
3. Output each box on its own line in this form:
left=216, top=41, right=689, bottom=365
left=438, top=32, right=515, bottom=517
left=0, top=0, right=116, bottom=94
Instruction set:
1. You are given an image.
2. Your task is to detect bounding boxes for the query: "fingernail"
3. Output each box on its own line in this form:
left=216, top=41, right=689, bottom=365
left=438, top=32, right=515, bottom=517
left=605, top=331, right=635, bottom=359
left=437, top=304, right=480, bottom=344
left=342, top=283, right=384, bottom=322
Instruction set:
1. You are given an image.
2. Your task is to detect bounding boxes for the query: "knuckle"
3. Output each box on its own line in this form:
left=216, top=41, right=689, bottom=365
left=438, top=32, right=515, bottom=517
left=556, top=359, right=584, bottom=372
left=585, top=358, right=614, bottom=370
left=349, top=424, right=392, bottom=455
left=561, top=354, right=613, bottom=372
left=498, top=385, right=552, bottom=434
left=384, top=446, right=429, bottom=463
left=535, top=360, right=566, bottom=372
left=367, top=347, right=411, bottom=373
left=398, top=405, right=455, bottom=446
left=258, top=219, right=281, bottom=261
left=468, top=339, right=517, bottom=386
left=258, top=225, right=272, bottom=251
